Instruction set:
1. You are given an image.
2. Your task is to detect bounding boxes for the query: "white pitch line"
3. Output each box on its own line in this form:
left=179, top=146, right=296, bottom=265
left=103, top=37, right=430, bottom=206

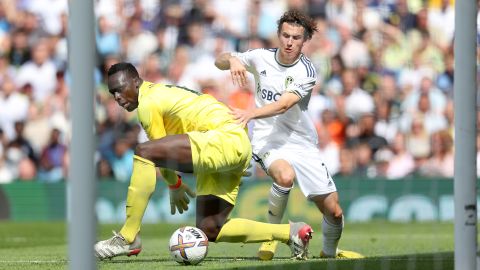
left=0, top=260, right=67, bottom=263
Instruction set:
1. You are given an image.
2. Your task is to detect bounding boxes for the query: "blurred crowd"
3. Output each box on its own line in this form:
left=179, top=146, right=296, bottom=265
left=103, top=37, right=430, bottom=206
left=0, top=0, right=477, bottom=183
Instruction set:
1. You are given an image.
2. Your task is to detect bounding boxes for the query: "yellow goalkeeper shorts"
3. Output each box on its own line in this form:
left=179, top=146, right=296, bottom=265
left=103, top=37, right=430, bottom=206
left=187, top=123, right=252, bottom=205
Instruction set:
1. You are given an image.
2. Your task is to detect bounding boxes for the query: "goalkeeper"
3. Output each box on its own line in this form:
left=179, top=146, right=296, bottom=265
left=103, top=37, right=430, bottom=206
left=94, top=62, right=313, bottom=260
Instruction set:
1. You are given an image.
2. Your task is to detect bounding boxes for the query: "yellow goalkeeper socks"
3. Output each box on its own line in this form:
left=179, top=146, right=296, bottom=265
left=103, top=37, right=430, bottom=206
left=120, top=155, right=156, bottom=243
left=215, top=218, right=290, bottom=243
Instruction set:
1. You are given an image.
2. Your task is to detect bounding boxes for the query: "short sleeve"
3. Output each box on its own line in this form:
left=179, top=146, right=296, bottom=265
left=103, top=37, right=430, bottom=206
left=233, top=49, right=262, bottom=73
left=286, top=76, right=317, bottom=100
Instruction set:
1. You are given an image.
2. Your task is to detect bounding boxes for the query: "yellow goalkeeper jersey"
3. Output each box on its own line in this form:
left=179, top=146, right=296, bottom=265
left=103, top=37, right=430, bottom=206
left=137, top=81, right=235, bottom=139
left=136, top=81, right=251, bottom=205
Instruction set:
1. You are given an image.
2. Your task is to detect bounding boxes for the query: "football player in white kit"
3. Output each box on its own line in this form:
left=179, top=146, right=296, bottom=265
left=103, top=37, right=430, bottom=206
left=215, top=10, right=363, bottom=260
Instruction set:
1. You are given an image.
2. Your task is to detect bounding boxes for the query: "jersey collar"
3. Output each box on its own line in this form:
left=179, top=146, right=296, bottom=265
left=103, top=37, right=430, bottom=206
left=138, top=81, right=153, bottom=98
left=274, top=49, right=302, bottom=67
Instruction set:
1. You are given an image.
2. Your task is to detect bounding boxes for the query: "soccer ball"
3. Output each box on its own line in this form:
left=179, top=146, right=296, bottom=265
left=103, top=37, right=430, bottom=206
left=169, top=226, right=209, bottom=265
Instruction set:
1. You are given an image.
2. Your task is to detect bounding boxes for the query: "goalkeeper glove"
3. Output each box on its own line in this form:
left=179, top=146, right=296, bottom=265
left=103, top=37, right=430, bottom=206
left=169, top=175, right=196, bottom=215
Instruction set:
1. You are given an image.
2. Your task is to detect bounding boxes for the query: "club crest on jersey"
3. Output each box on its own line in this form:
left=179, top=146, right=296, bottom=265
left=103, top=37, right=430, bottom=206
left=285, top=76, right=294, bottom=89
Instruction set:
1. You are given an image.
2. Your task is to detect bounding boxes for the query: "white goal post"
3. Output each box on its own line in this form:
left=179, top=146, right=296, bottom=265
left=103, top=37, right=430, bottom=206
left=453, top=1, right=478, bottom=270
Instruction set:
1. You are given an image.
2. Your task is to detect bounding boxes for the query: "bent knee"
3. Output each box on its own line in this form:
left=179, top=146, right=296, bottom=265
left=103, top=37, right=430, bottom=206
left=268, top=160, right=295, bottom=188
left=271, top=171, right=295, bottom=188
left=324, top=208, right=343, bottom=224
left=134, top=142, right=164, bottom=160
left=196, top=219, right=223, bottom=242
left=134, top=143, right=149, bottom=158
left=332, top=209, right=343, bottom=220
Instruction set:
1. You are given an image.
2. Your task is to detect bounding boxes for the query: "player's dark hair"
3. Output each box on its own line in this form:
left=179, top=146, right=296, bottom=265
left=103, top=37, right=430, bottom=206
left=107, top=62, right=140, bottom=78
left=277, top=9, right=318, bottom=40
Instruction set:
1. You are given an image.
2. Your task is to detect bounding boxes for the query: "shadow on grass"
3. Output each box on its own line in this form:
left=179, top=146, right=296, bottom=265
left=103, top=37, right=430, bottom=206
left=204, top=256, right=292, bottom=261
left=96, top=252, right=454, bottom=270
left=232, top=252, right=454, bottom=270
left=101, top=258, right=172, bottom=264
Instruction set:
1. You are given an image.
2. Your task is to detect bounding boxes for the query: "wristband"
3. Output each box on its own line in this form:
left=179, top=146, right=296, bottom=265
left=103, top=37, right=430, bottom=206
left=168, top=175, right=182, bottom=190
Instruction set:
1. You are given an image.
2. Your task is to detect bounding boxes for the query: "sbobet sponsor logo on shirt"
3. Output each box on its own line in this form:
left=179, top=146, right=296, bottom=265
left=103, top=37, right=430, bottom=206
left=260, top=89, right=280, bottom=101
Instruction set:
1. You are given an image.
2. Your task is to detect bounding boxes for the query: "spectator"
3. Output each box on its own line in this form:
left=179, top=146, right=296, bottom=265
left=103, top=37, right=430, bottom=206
left=38, top=128, right=67, bottom=182
left=318, top=108, right=346, bottom=147
left=401, top=73, right=447, bottom=116
left=412, top=30, right=445, bottom=74
left=404, top=116, right=431, bottom=173
left=0, top=1, right=14, bottom=35
left=427, top=0, right=454, bottom=49
left=228, top=84, right=254, bottom=111
left=211, top=0, right=250, bottom=43
left=436, top=50, right=454, bottom=97
left=400, top=92, right=447, bottom=135
left=124, top=16, right=157, bottom=65
left=419, top=129, right=454, bottom=178
left=308, top=84, right=332, bottom=124
left=317, top=127, right=340, bottom=175
left=386, top=133, right=415, bottom=179
left=337, top=22, right=370, bottom=69
left=17, top=158, right=37, bottom=181
left=109, top=138, right=134, bottom=182
left=96, top=15, right=121, bottom=59
left=374, top=99, right=399, bottom=143
left=0, top=156, right=14, bottom=183
left=8, top=29, right=31, bottom=67
left=8, top=121, right=37, bottom=165
left=26, top=0, right=68, bottom=36
left=324, top=54, right=345, bottom=96
left=340, top=69, right=375, bottom=121
left=370, top=147, right=394, bottom=178
left=43, top=70, right=69, bottom=123
left=346, top=113, right=388, bottom=155
left=335, top=147, right=356, bottom=177
left=3, top=142, right=25, bottom=180
left=97, top=158, right=114, bottom=180
left=23, top=103, right=51, bottom=155
left=325, top=0, right=356, bottom=30
left=16, top=11, right=48, bottom=47
left=0, top=76, right=30, bottom=140
left=352, top=142, right=373, bottom=177
left=379, top=22, right=409, bottom=73
left=16, top=39, right=57, bottom=103
left=386, top=0, right=417, bottom=33
left=139, top=54, right=165, bottom=83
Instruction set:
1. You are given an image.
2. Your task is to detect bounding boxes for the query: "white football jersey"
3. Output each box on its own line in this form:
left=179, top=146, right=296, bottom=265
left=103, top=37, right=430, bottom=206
left=234, top=48, right=318, bottom=150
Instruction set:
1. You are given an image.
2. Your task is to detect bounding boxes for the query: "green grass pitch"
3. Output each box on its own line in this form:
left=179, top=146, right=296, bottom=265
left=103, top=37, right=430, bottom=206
left=0, top=221, right=454, bottom=270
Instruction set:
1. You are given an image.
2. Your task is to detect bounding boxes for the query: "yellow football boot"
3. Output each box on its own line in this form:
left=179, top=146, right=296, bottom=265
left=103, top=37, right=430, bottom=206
left=257, top=240, right=279, bottom=261
left=320, top=249, right=365, bottom=259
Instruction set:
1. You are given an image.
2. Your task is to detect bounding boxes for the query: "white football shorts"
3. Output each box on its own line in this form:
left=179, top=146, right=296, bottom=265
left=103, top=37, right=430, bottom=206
left=252, top=145, right=337, bottom=199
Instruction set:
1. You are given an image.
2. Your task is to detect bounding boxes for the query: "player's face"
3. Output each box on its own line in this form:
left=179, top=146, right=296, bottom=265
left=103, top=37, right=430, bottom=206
left=277, top=22, right=306, bottom=64
left=108, top=71, right=139, bottom=112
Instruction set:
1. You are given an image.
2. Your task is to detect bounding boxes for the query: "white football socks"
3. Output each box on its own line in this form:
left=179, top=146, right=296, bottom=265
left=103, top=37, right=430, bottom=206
left=267, top=182, right=292, bottom=224
left=322, top=215, right=343, bottom=256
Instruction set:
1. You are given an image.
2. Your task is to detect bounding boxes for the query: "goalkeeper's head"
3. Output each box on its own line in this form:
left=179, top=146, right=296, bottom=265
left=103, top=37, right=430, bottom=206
left=107, top=62, right=143, bottom=112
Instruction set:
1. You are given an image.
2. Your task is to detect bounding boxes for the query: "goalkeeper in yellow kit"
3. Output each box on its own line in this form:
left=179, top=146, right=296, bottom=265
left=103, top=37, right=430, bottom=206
left=94, top=62, right=313, bottom=260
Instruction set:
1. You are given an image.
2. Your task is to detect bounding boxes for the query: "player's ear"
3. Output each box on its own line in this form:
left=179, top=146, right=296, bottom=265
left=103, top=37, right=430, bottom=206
left=134, top=77, right=141, bottom=89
